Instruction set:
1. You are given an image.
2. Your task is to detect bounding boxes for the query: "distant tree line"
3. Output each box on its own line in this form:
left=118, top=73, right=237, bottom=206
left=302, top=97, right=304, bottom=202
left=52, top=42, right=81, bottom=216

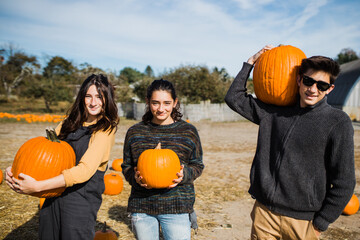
left=0, top=42, right=358, bottom=112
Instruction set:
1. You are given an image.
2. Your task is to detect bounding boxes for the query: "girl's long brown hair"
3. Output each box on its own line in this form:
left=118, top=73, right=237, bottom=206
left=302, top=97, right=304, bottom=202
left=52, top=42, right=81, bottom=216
left=58, top=74, right=119, bottom=139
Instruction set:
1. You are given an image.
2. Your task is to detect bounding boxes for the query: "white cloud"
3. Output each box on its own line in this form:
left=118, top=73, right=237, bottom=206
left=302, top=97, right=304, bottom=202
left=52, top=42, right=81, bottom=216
left=0, top=0, right=359, bottom=76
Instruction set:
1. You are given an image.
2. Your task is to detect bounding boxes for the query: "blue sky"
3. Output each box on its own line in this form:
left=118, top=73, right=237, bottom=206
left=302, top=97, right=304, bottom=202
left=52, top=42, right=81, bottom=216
left=0, top=0, right=359, bottom=76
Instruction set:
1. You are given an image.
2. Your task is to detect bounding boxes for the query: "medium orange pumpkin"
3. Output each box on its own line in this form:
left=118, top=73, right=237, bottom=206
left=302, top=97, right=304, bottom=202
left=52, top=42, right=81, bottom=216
left=342, top=194, right=359, bottom=215
left=253, top=45, right=307, bottom=106
left=103, top=173, right=123, bottom=195
left=0, top=169, right=3, bottom=184
left=111, top=158, right=123, bottom=172
left=12, top=128, right=76, bottom=198
left=137, top=143, right=181, bottom=188
left=94, top=222, right=117, bottom=240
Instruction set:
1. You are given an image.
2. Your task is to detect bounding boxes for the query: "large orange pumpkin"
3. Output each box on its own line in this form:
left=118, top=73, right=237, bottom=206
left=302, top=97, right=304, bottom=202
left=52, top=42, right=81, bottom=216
left=253, top=45, right=307, bottom=106
left=12, top=128, right=76, bottom=198
left=111, top=158, right=123, bottom=172
left=137, top=143, right=181, bottom=188
left=342, top=194, right=359, bottom=215
left=94, top=222, right=117, bottom=240
left=103, top=173, right=123, bottom=195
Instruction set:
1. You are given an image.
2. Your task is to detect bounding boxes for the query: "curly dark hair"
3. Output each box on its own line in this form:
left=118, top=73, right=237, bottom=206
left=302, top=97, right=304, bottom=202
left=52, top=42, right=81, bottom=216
left=142, top=79, right=182, bottom=123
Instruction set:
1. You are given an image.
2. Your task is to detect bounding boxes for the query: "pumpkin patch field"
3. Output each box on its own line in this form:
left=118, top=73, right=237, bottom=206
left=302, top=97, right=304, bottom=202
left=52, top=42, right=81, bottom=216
left=0, top=121, right=359, bottom=239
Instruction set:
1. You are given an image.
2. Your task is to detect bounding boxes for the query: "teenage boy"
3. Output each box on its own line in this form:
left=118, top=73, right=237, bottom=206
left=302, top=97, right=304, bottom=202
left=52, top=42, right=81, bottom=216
left=225, top=45, right=355, bottom=240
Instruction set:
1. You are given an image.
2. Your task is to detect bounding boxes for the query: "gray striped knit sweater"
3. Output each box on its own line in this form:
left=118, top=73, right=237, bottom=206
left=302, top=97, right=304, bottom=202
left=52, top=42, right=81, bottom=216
left=122, top=120, right=204, bottom=214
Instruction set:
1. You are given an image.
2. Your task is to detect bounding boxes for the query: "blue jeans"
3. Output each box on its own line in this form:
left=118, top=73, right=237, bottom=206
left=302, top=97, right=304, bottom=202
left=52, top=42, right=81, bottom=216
left=131, top=213, right=191, bottom=240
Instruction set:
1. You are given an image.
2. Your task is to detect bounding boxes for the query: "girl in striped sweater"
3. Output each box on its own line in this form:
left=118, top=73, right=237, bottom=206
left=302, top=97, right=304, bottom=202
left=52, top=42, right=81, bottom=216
left=122, top=79, right=204, bottom=240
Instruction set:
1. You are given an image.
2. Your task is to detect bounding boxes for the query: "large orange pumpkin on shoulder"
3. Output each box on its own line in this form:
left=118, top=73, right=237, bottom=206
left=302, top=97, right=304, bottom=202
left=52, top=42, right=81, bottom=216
left=342, top=194, right=359, bottom=215
left=253, top=45, right=307, bottom=106
left=12, top=128, right=76, bottom=198
left=137, top=143, right=181, bottom=189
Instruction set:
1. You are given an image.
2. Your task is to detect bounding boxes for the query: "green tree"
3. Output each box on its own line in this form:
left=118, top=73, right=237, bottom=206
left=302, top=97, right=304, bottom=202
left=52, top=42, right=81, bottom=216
left=119, top=67, right=144, bottom=84
left=23, top=56, right=75, bottom=112
left=144, top=65, right=154, bottom=77
left=335, top=48, right=359, bottom=65
left=25, top=74, right=73, bottom=112
left=0, top=43, right=40, bottom=98
left=43, top=56, right=76, bottom=82
left=160, top=65, right=232, bottom=104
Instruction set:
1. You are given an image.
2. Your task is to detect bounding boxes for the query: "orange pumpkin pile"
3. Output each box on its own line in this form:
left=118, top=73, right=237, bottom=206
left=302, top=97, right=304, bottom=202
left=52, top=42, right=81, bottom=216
left=253, top=45, right=307, bottom=106
left=103, top=173, right=123, bottom=195
left=137, top=143, right=181, bottom=188
left=342, top=194, right=359, bottom=215
left=0, top=112, right=66, bottom=123
left=12, top=128, right=76, bottom=198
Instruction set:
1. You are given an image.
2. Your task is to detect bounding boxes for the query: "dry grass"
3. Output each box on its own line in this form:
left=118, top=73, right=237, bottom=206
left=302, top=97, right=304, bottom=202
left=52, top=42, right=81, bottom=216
left=0, top=121, right=359, bottom=240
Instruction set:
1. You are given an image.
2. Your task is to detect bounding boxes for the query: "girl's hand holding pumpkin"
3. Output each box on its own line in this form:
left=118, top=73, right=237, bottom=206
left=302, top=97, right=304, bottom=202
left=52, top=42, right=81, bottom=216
left=11, top=173, right=40, bottom=195
left=134, top=167, right=152, bottom=189
left=247, top=45, right=274, bottom=65
left=5, top=166, right=16, bottom=191
left=168, top=165, right=184, bottom=189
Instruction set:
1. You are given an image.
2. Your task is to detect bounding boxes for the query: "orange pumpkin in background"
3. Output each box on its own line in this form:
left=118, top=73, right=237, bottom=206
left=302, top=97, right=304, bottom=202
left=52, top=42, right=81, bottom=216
left=111, top=158, right=123, bottom=172
left=253, top=45, right=307, bottom=106
left=342, top=194, right=359, bottom=215
left=137, top=143, right=181, bottom=188
left=12, top=128, right=76, bottom=198
left=0, top=169, right=3, bottom=184
left=103, top=173, right=123, bottom=195
left=94, top=222, right=117, bottom=240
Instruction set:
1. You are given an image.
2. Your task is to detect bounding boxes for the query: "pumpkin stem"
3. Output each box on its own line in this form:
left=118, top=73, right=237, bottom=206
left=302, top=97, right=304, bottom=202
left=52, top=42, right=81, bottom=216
left=278, top=44, right=285, bottom=47
left=46, top=128, right=60, bottom=143
left=102, top=221, right=107, bottom=233
left=155, top=142, right=161, bottom=149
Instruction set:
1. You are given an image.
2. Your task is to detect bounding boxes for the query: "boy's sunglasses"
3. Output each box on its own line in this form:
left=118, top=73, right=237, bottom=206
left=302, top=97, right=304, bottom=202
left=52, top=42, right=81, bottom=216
left=302, top=75, right=332, bottom=91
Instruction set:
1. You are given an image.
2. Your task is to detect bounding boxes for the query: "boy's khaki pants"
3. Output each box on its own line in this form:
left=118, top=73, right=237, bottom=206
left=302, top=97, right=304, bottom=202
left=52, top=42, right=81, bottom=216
left=250, top=201, right=320, bottom=240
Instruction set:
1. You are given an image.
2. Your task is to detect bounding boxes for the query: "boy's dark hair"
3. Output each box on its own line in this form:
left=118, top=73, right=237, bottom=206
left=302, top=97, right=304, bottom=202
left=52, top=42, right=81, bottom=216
left=299, top=56, right=340, bottom=84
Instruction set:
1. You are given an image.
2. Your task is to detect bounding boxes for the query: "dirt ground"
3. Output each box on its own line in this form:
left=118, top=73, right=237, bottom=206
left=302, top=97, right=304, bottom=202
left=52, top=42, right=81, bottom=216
left=0, top=120, right=359, bottom=240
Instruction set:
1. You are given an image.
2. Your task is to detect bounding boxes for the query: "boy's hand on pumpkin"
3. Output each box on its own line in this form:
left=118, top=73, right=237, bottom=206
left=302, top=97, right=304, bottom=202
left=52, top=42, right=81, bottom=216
left=168, top=165, right=184, bottom=188
left=247, top=45, right=274, bottom=65
left=12, top=173, right=39, bottom=194
left=134, top=167, right=152, bottom=189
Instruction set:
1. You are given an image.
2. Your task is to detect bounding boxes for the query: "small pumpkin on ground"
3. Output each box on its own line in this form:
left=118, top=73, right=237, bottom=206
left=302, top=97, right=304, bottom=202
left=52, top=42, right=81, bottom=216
left=12, top=128, right=76, bottom=198
left=111, top=158, right=123, bottom=172
left=342, top=194, right=359, bottom=215
left=103, top=173, right=123, bottom=195
left=94, top=222, right=117, bottom=240
left=137, top=142, right=181, bottom=188
left=253, top=44, right=307, bottom=106
left=0, top=169, right=3, bottom=184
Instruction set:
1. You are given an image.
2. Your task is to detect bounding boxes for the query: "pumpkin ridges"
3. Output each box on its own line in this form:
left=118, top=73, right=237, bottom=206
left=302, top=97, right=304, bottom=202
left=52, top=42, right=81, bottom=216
left=253, top=45, right=306, bottom=106
left=137, top=145, right=181, bottom=188
left=12, top=129, right=76, bottom=198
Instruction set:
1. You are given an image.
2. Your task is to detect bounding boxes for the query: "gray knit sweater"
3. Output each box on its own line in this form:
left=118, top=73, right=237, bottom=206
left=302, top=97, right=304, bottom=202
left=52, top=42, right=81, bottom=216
left=225, top=62, right=355, bottom=231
